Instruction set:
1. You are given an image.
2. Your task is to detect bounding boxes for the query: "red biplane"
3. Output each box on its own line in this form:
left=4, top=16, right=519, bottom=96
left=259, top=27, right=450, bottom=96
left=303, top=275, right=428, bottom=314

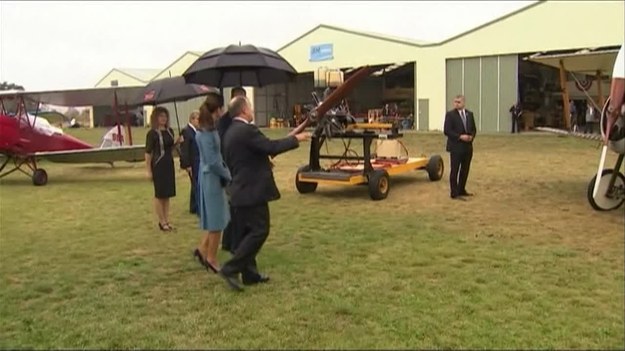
left=0, top=86, right=149, bottom=186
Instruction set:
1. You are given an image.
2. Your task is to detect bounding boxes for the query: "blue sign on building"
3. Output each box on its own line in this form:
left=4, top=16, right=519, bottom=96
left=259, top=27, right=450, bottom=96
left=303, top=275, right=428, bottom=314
left=309, top=43, right=333, bottom=62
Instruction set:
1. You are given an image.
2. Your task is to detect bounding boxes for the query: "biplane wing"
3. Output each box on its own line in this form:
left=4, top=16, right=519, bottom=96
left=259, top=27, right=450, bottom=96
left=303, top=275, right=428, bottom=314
left=526, top=47, right=620, bottom=74
left=0, top=85, right=152, bottom=186
left=0, top=85, right=146, bottom=106
left=32, top=145, right=146, bottom=164
left=534, top=127, right=603, bottom=142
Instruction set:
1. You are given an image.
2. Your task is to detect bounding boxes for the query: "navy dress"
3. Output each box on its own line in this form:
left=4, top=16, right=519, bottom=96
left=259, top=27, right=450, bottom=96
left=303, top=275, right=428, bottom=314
left=196, top=130, right=231, bottom=231
left=145, top=128, right=176, bottom=199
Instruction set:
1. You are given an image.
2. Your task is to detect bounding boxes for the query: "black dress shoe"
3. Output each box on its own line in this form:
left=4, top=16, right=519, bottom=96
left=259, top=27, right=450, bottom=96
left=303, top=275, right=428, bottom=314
left=459, top=191, right=474, bottom=196
left=218, top=271, right=244, bottom=292
left=242, top=275, right=270, bottom=286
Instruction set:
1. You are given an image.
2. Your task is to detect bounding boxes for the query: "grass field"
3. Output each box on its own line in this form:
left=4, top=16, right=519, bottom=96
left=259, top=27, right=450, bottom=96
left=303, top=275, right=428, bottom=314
left=0, top=127, right=623, bottom=349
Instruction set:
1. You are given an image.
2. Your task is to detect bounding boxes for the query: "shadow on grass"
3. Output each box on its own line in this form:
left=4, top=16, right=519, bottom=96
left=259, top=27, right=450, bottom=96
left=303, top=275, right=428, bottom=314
left=0, top=174, right=146, bottom=186
left=308, top=174, right=440, bottom=199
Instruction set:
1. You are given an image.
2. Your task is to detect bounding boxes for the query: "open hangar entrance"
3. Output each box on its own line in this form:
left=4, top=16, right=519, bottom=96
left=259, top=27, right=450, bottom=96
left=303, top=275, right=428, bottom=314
left=522, top=46, right=620, bottom=130
left=445, top=46, right=619, bottom=132
left=253, top=62, right=416, bottom=129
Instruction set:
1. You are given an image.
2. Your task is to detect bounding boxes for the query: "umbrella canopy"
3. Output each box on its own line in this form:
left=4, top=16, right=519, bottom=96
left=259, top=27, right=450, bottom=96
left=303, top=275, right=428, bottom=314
left=140, top=76, right=218, bottom=105
left=182, top=44, right=298, bottom=87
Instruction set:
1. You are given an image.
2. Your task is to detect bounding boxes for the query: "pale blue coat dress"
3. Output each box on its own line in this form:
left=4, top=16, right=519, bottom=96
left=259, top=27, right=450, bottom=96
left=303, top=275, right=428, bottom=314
left=196, top=130, right=231, bottom=231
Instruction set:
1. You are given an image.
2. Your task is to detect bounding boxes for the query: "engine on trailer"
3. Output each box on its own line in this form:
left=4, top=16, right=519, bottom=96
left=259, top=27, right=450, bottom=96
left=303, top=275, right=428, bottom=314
left=308, top=68, right=359, bottom=138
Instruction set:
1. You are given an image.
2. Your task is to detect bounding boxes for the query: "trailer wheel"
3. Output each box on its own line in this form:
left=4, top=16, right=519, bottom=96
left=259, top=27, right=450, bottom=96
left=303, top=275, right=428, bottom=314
left=368, top=170, right=390, bottom=200
left=587, top=169, right=625, bottom=211
left=426, top=155, right=444, bottom=181
left=32, top=169, right=48, bottom=186
left=295, top=165, right=317, bottom=194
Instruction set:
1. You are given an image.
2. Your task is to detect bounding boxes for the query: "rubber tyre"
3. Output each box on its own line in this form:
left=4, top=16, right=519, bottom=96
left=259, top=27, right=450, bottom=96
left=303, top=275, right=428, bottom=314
left=587, top=169, right=625, bottom=211
left=368, top=170, right=390, bottom=200
left=295, top=165, right=317, bottom=194
left=426, top=155, right=444, bottom=181
left=32, top=169, right=48, bottom=186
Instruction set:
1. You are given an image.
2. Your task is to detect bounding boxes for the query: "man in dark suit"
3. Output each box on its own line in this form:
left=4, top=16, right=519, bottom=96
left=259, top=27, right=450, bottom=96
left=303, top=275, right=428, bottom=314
left=217, top=87, right=247, bottom=253
left=179, top=110, right=201, bottom=214
left=443, top=94, right=477, bottom=200
left=218, top=96, right=311, bottom=291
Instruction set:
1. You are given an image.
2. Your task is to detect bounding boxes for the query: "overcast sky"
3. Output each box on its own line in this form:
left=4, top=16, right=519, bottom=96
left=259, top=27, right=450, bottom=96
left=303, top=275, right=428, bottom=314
left=1, top=0, right=536, bottom=91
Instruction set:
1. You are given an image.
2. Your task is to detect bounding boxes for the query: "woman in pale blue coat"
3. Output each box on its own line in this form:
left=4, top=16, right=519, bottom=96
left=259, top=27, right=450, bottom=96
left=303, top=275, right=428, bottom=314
left=192, top=92, right=231, bottom=273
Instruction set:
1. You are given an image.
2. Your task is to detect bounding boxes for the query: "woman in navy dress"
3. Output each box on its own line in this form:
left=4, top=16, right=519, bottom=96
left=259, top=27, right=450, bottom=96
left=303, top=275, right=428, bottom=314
left=145, top=106, right=183, bottom=232
left=193, top=92, right=231, bottom=273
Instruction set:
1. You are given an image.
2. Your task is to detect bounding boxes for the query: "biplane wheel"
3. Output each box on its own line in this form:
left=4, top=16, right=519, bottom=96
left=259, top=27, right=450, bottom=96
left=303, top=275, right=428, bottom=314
left=295, top=165, right=317, bottom=194
left=32, top=169, right=48, bottom=186
left=587, top=169, right=625, bottom=211
left=368, top=169, right=390, bottom=201
left=426, top=155, right=444, bottom=181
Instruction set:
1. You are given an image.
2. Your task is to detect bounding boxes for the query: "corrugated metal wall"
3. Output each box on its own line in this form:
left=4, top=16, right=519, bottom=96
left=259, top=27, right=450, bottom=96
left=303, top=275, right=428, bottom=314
left=445, top=55, right=518, bottom=132
left=253, top=83, right=289, bottom=127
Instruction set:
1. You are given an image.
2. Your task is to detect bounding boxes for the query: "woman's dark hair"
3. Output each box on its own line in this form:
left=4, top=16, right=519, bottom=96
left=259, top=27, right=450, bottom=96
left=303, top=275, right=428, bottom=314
left=149, top=106, right=170, bottom=129
left=198, top=92, right=223, bottom=131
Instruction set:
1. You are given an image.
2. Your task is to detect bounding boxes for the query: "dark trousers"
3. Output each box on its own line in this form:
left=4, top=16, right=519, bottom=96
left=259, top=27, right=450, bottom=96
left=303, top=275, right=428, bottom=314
left=511, top=117, right=520, bottom=133
left=220, top=203, right=270, bottom=282
left=189, top=164, right=199, bottom=214
left=449, top=149, right=473, bottom=197
left=221, top=205, right=235, bottom=252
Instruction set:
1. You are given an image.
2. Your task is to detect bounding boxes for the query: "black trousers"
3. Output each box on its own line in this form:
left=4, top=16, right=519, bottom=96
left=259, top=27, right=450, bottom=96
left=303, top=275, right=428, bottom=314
left=511, top=117, right=520, bottom=133
left=221, top=205, right=235, bottom=252
left=220, top=203, right=270, bottom=282
left=189, top=164, right=199, bottom=214
left=449, top=149, right=473, bottom=197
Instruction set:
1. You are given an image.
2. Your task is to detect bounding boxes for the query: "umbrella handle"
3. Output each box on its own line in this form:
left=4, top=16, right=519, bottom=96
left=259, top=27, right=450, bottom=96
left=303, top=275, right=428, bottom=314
left=173, top=99, right=181, bottom=134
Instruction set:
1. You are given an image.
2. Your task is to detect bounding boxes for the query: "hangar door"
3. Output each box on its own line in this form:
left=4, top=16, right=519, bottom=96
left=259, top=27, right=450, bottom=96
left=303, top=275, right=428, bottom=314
left=446, top=55, right=518, bottom=132
left=253, top=83, right=288, bottom=127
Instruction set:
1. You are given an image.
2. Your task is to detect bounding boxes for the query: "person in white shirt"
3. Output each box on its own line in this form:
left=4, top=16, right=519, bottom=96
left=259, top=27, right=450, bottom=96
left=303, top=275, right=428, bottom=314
left=584, top=100, right=597, bottom=134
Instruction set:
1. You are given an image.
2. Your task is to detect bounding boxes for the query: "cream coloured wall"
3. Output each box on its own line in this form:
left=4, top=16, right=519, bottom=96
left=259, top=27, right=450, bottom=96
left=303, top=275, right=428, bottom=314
left=151, top=52, right=201, bottom=80
left=278, top=26, right=420, bottom=73
left=94, top=69, right=145, bottom=88
left=417, top=0, right=625, bottom=131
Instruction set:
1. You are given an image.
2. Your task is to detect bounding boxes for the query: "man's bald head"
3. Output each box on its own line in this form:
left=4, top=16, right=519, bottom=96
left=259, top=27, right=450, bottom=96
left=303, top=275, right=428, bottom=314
left=229, top=96, right=253, bottom=122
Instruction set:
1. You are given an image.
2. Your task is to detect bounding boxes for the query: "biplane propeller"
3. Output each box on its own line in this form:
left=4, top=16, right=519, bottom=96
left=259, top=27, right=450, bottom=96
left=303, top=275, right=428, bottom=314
left=287, top=65, right=377, bottom=138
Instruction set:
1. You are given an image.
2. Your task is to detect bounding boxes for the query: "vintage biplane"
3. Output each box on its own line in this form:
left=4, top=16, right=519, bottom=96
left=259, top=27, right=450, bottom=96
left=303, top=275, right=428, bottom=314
left=526, top=45, right=625, bottom=211
left=0, top=86, right=150, bottom=185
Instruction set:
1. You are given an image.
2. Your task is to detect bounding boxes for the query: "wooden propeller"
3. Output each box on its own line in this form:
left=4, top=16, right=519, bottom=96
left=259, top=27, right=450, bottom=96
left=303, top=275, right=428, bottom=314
left=287, top=66, right=376, bottom=137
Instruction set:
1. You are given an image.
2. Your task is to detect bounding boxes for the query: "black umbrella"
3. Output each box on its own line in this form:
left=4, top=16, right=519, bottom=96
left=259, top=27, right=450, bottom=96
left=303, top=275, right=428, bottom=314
left=140, top=75, right=219, bottom=132
left=182, top=44, right=297, bottom=87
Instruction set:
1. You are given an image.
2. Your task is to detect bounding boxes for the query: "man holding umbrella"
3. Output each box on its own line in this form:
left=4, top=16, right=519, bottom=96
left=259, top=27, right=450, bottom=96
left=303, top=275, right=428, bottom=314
left=182, top=44, right=304, bottom=289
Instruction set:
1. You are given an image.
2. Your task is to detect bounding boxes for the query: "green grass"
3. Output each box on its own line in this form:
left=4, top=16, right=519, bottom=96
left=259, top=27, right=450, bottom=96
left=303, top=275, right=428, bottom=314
left=0, top=127, right=623, bottom=349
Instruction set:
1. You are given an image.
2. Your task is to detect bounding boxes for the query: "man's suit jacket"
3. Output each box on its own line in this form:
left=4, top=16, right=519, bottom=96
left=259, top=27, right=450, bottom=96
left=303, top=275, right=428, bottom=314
left=179, top=125, right=199, bottom=170
left=223, top=119, right=300, bottom=207
left=443, top=108, right=477, bottom=153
